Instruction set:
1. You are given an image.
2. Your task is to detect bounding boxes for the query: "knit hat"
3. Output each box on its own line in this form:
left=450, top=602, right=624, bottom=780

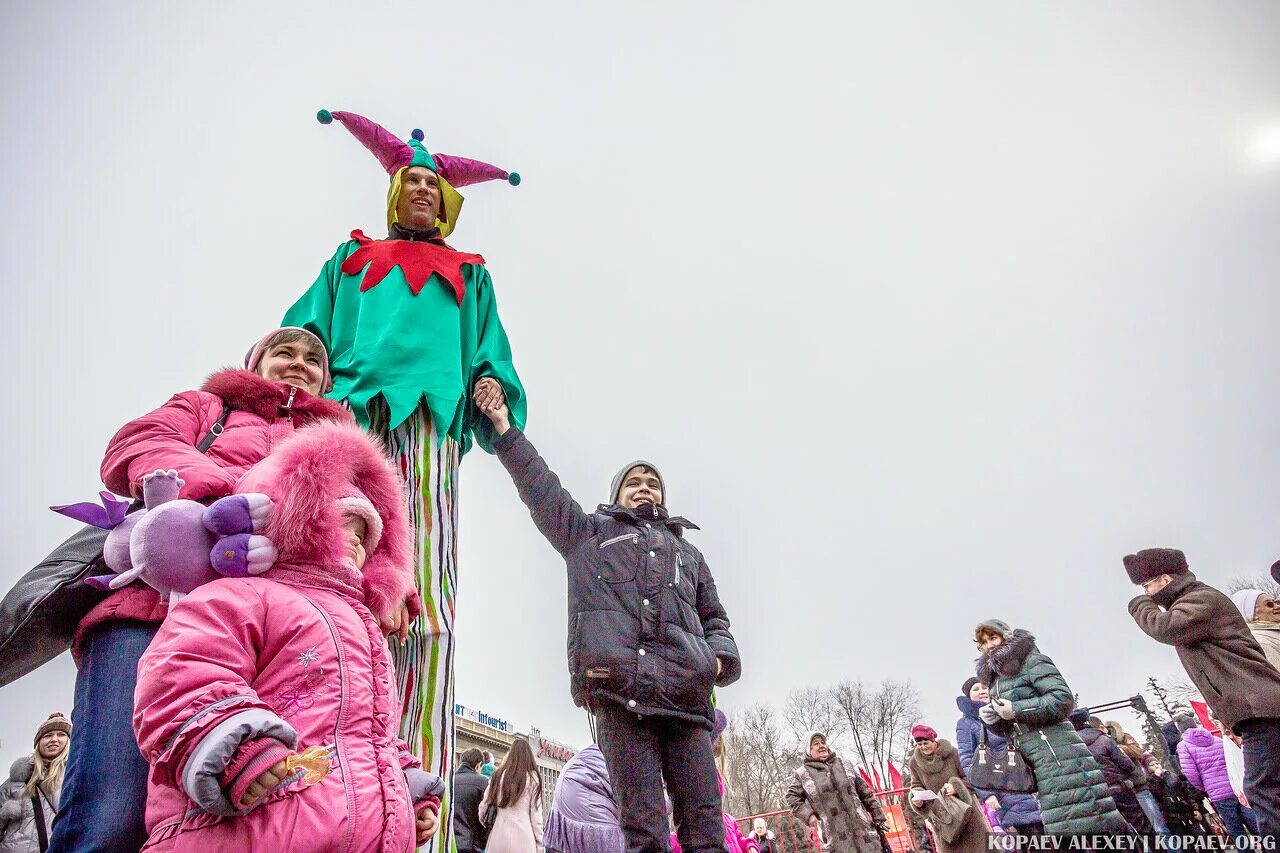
left=610, top=460, right=666, bottom=506
left=35, top=713, right=71, bottom=747
left=807, top=731, right=827, bottom=748
left=317, top=108, right=518, bottom=240
left=1122, top=548, right=1189, bottom=585
left=1231, top=589, right=1264, bottom=622
left=244, top=327, right=333, bottom=393
left=1174, top=712, right=1198, bottom=733
left=1068, top=708, right=1090, bottom=730
left=974, top=619, right=1011, bottom=642
left=961, top=677, right=981, bottom=696
left=911, top=725, right=937, bottom=742
left=712, top=709, right=728, bottom=743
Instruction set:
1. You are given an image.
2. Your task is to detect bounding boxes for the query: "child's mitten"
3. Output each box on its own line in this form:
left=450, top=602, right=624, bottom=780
left=219, top=737, right=293, bottom=811
left=210, top=534, right=278, bottom=578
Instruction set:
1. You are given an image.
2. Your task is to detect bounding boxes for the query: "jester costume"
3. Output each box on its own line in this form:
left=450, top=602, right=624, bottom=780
left=283, top=108, right=526, bottom=852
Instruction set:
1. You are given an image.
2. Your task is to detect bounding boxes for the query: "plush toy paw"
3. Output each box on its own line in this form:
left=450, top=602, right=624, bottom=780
left=141, top=470, right=184, bottom=509
left=203, top=494, right=273, bottom=536
left=210, top=534, right=278, bottom=577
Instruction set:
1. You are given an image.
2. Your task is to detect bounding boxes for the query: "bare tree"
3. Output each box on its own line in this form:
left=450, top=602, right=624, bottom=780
left=831, top=679, right=920, bottom=784
left=722, top=704, right=796, bottom=816
left=783, top=686, right=846, bottom=753
left=1226, top=575, right=1280, bottom=598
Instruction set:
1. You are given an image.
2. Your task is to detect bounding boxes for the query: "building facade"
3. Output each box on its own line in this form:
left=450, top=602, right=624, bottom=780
left=454, top=703, right=578, bottom=813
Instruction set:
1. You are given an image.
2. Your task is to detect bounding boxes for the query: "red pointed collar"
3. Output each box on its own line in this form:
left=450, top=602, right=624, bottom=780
left=340, top=230, right=485, bottom=306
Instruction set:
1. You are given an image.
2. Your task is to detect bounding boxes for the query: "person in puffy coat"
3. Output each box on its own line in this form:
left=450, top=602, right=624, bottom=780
left=478, top=398, right=741, bottom=853
left=542, top=745, right=622, bottom=853
left=954, top=677, right=1043, bottom=842
left=1177, top=728, right=1258, bottom=842
left=51, top=327, right=362, bottom=853
left=132, top=420, right=441, bottom=852
left=0, top=714, right=70, bottom=853
left=973, top=620, right=1130, bottom=836
left=1143, top=757, right=1211, bottom=836
left=1068, top=712, right=1149, bottom=836
left=480, top=739, right=544, bottom=853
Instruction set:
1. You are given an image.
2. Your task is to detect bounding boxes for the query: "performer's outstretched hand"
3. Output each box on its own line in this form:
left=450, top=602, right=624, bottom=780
left=474, top=380, right=511, bottom=435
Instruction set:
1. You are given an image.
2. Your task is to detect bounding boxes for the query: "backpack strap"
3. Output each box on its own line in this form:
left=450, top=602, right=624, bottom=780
left=196, top=403, right=233, bottom=453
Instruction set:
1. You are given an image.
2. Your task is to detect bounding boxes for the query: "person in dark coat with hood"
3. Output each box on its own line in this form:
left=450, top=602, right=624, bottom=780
left=954, top=677, right=1044, bottom=843
left=973, top=619, right=1130, bottom=836
left=1068, top=710, right=1149, bottom=836
left=480, top=399, right=741, bottom=853
left=1126, top=548, right=1280, bottom=840
left=1143, top=756, right=1211, bottom=837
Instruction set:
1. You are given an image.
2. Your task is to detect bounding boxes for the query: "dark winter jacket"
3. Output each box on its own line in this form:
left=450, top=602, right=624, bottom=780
left=1076, top=727, right=1136, bottom=788
left=786, top=752, right=886, bottom=853
left=1160, top=722, right=1183, bottom=773
left=1176, top=729, right=1234, bottom=802
left=453, top=764, right=490, bottom=852
left=954, top=697, right=1042, bottom=827
left=976, top=629, right=1129, bottom=835
left=494, top=429, right=741, bottom=726
left=1129, top=572, right=1280, bottom=729
left=906, top=740, right=991, bottom=853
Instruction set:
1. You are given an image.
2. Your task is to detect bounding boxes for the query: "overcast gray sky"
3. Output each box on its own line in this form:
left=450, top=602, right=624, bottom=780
left=2, top=1, right=1279, bottom=769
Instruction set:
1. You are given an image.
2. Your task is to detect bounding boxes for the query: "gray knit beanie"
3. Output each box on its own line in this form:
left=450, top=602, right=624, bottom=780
left=609, top=460, right=665, bottom=506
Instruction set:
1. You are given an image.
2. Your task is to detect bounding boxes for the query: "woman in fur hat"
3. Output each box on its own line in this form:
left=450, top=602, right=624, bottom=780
left=905, top=724, right=991, bottom=853
left=973, top=619, right=1131, bottom=836
left=0, top=713, right=70, bottom=853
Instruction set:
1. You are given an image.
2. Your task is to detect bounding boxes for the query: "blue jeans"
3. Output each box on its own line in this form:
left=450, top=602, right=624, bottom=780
left=49, top=620, right=159, bottom=853
left=1136, top=789, right=1170, bottom=835
left=1237, top=717, right=1280, bottom=842
left=1211, top=797, right=1258, bottom=847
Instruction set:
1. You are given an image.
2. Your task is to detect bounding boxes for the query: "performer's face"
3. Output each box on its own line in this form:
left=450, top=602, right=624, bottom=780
left=617, top=466, right=662, bottom=508
left=396, top=167, right=442, bottom=230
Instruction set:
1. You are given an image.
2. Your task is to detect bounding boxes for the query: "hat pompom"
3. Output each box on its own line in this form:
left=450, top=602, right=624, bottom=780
left=507, top=172, right=521, bottom=186
left=317, top=109, right=333, bottom=125
left=411, top=128, right=425, bottom=141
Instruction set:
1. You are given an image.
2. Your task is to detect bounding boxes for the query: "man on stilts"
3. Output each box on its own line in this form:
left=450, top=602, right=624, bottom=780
left=283, top=107, right=526, bottom=850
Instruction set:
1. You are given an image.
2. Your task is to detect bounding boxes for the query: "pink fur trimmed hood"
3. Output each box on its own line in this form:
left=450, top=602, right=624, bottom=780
left=235, top=420, right=416, bottom=622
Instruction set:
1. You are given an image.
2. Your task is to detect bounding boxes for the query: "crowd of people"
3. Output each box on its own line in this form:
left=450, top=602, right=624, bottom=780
left=0, top=104, right=1278, bottom=853
left=808, top=555, right=1279, bottom=852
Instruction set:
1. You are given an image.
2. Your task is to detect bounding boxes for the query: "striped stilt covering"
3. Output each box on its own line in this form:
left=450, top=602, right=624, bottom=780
left=371, top=401, right=460, bottom=852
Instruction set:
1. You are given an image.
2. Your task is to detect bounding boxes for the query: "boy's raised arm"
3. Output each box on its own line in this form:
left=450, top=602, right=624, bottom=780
left=479, top=394, right=592, bottom=557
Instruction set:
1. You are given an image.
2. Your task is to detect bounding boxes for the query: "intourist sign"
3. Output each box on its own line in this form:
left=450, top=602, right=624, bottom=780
left=454, top=703, right=512, bottom=734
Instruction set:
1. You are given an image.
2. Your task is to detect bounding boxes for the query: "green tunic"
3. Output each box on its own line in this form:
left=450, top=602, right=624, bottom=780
left=283, top=237, right=526, bottom=454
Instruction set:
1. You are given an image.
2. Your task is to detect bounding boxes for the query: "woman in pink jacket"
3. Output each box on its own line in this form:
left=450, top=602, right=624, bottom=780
left=134, top=419, right=437, bottom=852
left=481, top=739, right=545, bottom=853
left=53, top=328, right=398, bottom=853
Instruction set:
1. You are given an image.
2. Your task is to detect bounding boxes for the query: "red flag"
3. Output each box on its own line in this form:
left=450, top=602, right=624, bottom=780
left=888, top=760, right=904, bottom=791
left=858, top=766, right=875, bottom=790
left=873, top=767, right=884, bottom=791
left=1190, top=700, right=1219, bottom=734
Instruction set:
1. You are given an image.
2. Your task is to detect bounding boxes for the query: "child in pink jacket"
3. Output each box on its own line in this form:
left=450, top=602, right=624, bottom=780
left=133, top=420, right=438, bottom=852
left=53, top=326, right=364, bottom=853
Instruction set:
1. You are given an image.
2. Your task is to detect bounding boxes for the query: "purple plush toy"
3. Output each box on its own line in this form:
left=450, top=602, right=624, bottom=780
left=53, top=469, right=277, bottom=601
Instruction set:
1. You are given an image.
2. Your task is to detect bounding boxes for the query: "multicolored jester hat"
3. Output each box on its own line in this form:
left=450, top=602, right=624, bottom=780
left=317, top=107, right=519, bottom=304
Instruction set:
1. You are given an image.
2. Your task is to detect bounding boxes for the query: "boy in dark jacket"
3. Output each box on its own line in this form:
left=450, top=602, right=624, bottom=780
left=477, top=396, right=741, bottom=853
left=1126, top=548, right=1280, bottom=841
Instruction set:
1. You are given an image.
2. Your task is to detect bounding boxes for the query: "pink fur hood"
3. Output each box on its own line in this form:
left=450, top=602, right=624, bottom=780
left=236, top=420, right=417, bottom=622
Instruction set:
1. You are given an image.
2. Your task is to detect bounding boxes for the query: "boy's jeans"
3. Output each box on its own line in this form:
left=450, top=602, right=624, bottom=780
left=1210, top=797, right=1258, bottom=845
left=1135, top=789, right=1171, bottom=835
left=1237, top=717, right=1280, bottom=842
left=595, top=704, right=725, bottom=853
left=50, top=620, right=159, bottom=853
